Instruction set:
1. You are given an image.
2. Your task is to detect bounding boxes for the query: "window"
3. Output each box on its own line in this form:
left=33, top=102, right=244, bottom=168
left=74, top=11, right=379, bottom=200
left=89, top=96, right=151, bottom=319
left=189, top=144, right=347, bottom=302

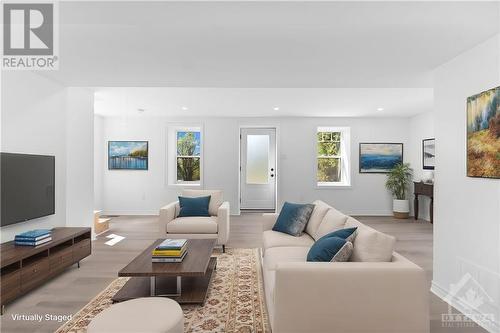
left=316, top=127, right=351, bottom=187
left=167, top=124, right=203, bottom=186
left=176, top=131, right=201, bottom=183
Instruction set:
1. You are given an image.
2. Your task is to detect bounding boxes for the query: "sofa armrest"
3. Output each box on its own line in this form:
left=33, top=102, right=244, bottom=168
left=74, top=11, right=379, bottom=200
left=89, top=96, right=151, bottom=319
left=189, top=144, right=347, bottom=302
left=262, top=213, right=278, bottom=231
left=216, top=201, right=230, bottom=245
left=159, top=201, right=178, bottom=235
left=272, top=253, right=429, bottom=333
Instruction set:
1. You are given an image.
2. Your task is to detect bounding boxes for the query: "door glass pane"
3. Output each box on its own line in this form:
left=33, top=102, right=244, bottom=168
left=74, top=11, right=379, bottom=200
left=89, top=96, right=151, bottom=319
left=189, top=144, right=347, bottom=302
left=246, top=135, right=270, bottom=184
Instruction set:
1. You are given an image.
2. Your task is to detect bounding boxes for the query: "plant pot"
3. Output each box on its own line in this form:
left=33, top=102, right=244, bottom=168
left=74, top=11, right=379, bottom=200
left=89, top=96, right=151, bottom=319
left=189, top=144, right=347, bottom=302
left=393, top=199, right=409, bottom=219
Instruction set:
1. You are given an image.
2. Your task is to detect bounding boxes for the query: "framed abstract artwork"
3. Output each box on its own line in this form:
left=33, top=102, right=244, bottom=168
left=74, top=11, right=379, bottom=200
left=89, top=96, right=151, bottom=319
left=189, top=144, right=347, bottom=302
left=359, top=143, right=403, bottom=173
left=466, top=86, right=499, bottom=179
left=422, top=138, right=435, bottom=170
left=108, top=141, right=148, bottom=170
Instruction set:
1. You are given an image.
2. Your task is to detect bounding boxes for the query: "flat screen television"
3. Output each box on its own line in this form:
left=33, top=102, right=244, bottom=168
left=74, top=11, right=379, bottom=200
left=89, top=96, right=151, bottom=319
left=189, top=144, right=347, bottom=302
left=1, top=153, right=55, bottom=227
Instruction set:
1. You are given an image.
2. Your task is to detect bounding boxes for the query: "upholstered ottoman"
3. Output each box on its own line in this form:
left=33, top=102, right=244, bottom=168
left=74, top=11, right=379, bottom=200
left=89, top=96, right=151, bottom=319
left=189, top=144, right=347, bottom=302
left=87, top=297, right=184, bottom=333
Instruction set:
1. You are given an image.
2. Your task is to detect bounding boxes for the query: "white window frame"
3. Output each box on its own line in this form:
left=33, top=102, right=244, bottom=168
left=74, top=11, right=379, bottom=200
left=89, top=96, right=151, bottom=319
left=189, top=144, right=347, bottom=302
left=316, top=126, right=351, bottom=187
left=167, top=124, right=203, bottom=187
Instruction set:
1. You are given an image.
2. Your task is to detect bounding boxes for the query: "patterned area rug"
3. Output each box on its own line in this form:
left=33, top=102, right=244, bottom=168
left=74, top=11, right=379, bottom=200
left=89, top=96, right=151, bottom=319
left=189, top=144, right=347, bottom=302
left=55, top=248, right=269, bottom=333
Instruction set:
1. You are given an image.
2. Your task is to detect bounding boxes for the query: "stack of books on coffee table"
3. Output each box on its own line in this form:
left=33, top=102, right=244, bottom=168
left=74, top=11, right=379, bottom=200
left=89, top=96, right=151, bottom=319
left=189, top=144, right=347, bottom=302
left=151, top=239, right=187, bottom=263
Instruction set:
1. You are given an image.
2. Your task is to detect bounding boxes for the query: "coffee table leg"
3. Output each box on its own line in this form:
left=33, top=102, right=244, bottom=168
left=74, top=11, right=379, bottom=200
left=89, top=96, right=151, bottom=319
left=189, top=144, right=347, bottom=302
left=150, top=277, right=156, bottom=296
left=176, top=276, right=182, bottom=295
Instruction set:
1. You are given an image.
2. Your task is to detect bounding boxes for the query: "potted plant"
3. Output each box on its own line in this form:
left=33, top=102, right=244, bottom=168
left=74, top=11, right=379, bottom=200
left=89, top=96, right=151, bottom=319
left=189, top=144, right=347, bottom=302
left=385, top=163, right=413, bottom=219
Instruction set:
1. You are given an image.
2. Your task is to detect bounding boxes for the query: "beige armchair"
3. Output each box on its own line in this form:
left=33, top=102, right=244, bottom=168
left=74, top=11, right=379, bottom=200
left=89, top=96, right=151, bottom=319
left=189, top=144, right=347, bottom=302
left=159, top=189, right=230, bottom=252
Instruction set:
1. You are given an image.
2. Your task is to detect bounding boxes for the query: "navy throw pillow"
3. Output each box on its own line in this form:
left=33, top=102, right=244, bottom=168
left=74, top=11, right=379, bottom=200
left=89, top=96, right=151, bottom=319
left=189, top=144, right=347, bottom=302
left=178, top=196, right=211, bottom=217
left=272, top=202, right=315, bottom=236
left=307, top=236, right=353, bottom=262
left=318, top=227, right=358, bottom=243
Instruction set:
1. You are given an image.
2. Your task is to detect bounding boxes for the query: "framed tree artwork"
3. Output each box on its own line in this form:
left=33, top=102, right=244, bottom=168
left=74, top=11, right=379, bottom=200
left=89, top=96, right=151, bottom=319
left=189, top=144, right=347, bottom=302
left=466, top=86, right=499, bottom=179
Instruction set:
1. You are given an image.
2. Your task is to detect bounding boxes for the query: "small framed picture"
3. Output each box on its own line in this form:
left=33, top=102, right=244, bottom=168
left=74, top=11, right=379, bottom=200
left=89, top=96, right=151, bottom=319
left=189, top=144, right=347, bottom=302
left=422, top=138, right=435, bottom=170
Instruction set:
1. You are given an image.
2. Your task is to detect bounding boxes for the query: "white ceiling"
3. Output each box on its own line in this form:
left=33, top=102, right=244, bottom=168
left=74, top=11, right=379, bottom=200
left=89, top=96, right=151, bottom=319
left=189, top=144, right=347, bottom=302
left=94, top=87, right=433, bottom=117
left=44, top=1, right=500, bottom=88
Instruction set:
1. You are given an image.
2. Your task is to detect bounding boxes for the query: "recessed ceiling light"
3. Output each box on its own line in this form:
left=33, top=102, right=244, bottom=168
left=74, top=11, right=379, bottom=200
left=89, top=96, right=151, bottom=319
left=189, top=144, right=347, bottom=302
left=137, top=108, right=145, bottom=113
left=273, top=107, right=280, bottom=111
left=182, top=106, right=188, bottom=111
left=377, top=107, right=384, bottom=111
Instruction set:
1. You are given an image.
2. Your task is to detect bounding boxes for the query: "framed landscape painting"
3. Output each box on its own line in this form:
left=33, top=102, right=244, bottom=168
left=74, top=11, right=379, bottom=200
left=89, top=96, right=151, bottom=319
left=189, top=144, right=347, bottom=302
left=108, top=141, right=148, bottom=170
left=359, top=143, right=403, bottom=173
left=467, top=86, right=499, bottom=179
left=422, top=138, right=435, bottom=170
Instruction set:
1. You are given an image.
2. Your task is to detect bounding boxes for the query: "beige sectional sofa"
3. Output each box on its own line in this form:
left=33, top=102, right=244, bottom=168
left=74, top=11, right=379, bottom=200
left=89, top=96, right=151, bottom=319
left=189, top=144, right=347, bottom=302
left=262, top=200, right=429, bottom=333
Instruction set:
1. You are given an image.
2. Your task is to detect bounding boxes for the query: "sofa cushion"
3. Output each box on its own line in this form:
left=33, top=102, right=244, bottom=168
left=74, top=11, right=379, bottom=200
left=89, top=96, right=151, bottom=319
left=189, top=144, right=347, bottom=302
left=167, top=216, right=218, bottom=234
left=307, top=237, right=353, bottom=262
left=264, top=246, right=309, bottom=271
left=345, top=217, right=396, bottom=262
left=178, top=196, right=210, bottom=217
left=182, top=189, right=223, bottom=216
left=305, top=200, right=331, bottom=237
left=318, top=227, right=358, bottom=243
left=272, top=202, right=315, bottom=236
left=313, top=207, right=348, bottom=240
left=263, top=230, right=314, bottom=252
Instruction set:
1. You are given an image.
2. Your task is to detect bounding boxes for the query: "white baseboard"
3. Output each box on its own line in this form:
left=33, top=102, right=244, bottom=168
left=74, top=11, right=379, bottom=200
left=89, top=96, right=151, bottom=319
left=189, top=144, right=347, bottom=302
left=431, top=281, right=499, bottom=333
left=102, top=210, right=158, bottom=216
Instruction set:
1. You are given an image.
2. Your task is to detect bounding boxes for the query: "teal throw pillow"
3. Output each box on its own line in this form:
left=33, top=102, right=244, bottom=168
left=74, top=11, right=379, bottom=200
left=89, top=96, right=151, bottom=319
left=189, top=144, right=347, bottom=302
left=272, top=202, right=315, bottom=236
left=307, top=236, right=354, bottom=262
left=178, top=196, right=211, bottom=217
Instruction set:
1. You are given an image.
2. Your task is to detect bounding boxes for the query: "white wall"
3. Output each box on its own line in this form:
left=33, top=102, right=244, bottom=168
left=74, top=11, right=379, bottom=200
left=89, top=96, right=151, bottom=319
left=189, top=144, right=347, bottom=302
left=66, top=87, right=95, bottom=230
left=96, top=116, right=411, bottom=216
left=1, top=72, right=68, bottom=242
left=432, top=34, right=500, bottom=332
left=408, top=111, right=435, bottom=221
left=94, top=115, right=104, bottom=210
left=1, top=72, right=95, bottom=242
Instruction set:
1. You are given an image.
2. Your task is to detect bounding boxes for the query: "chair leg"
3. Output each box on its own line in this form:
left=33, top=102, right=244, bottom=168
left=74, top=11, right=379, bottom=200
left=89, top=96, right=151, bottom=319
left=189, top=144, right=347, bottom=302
left=222, top=245, right=226, bottom=253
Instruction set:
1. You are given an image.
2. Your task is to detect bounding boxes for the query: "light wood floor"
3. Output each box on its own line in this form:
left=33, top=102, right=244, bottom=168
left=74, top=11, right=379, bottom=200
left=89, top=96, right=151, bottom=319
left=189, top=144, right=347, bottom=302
left=0, top=214, right=487, bottom=333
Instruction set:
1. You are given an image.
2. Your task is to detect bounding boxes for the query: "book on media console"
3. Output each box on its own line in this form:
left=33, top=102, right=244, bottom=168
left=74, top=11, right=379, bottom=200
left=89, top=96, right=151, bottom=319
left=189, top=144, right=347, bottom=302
left=15, top=229, right=52, bottom=239
left=15, top=237, right=52, bottom=246
left=155, top=239, right=187, bottom=250
left=152, top=251, right=188, bottom=263
left=15, top=233, right=52, bottom=242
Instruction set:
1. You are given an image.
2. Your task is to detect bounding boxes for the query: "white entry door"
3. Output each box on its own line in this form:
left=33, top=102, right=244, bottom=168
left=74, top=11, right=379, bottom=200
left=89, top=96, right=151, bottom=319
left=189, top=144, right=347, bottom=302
left=240, top=128, right=276, bottom=210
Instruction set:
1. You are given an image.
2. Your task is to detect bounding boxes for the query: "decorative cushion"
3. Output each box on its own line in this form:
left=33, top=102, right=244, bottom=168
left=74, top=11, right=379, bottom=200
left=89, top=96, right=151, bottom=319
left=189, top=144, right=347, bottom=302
left=272, top=202, right=315, bottom=237
left=167, top=216, right=218, bottom=234
left=313, top=207, right=348, bottom=240
left=345, top=217, right=396, bottom=262
left=182, top=189, right=223, bottom=216
left=317, top=227, right=358, bottom=243
left=178, top=196, right=210, bottom=217
left=307, top=236, right=354, bottom=262
left=305, top=200, right=332, bottom=237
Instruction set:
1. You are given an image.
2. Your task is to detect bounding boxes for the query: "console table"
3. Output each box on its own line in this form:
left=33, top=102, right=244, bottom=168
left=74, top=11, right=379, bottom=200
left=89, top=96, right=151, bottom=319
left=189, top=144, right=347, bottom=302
left=0, top=227, right=91, bottom=314
left=413, top=182, right=434, bottom=223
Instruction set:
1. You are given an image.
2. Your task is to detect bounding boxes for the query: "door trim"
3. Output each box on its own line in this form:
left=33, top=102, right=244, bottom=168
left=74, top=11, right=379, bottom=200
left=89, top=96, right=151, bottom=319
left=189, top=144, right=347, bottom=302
left=238, top=125, right=279, bottom=215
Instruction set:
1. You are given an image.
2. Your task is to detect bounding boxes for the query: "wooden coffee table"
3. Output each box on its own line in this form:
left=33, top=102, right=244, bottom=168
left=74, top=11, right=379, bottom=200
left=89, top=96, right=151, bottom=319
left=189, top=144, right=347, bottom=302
left=112, top=239, right=216, bottom=305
